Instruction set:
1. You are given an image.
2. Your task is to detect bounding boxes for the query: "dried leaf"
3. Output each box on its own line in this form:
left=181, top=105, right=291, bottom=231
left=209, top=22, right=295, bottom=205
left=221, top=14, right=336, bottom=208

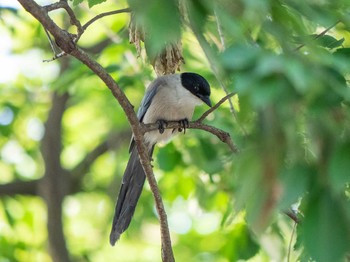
left=151, top=41, right=184, bottom=76
left=128, top=13, right=145, bottom=57
left=128, top=11, right=184, bottom=76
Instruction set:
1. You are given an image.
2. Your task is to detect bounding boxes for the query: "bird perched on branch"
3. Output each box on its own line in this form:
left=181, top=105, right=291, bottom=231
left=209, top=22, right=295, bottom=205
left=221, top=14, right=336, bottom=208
left=110, top=72, right=211, bottom=245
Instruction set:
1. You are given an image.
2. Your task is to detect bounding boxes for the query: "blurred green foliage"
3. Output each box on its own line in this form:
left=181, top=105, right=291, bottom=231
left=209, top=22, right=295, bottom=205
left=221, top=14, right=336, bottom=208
left=1, top=0, right=350, bottom=261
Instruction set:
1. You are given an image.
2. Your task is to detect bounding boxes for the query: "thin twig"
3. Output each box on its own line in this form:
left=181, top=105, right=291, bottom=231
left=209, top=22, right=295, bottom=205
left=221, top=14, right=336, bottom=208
left=214, top=9, right=226, bottom=51
left=294, top=20, right=341, bottom=51
left=43, top=51, right=67, bottom=62
left=284, top=210, right=300, bottom=224
left=191, top=122, right=239, bottom=153
left=43, top=0, right=66, bottom=12
left=143, top=93, right=240, bottom=153
left=44, top=0, right=82, bottom=35
left=82, top=8, right=131, bottom=31
left=197, top=92, right=236, bottom=122
left=44, top=27, right=59, bottom=54
left=287, top=222, right=297, bottom=262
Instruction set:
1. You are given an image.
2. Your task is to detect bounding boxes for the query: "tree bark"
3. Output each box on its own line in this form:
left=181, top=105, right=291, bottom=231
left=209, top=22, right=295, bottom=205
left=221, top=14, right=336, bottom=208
left=39, top=91, right=71, bottom=262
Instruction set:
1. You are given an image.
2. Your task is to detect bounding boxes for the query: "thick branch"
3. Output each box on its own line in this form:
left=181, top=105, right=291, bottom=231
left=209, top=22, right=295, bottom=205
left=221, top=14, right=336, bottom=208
left=69, top=47, right=175, bottom=262
left=39, top=92, right=71, bottom=262
left=16, top=1, right=174, bottom=260
left=0, top=180, right=40, bottom=196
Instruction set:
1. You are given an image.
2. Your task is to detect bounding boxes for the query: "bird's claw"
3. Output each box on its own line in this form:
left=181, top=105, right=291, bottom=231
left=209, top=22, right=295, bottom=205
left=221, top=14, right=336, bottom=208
left=178, top=118, right=189, bottom=134
left=156, top=119, right=168, bottom=134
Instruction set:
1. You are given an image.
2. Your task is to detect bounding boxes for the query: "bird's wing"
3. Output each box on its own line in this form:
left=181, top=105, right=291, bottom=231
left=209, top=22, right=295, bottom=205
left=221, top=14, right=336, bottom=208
left=128, top=78, right=165, bottom=152
left=137, top=78, right=165, bottom=122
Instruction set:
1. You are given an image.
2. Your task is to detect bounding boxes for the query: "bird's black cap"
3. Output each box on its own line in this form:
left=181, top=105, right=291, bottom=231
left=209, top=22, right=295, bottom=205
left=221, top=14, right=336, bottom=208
left=181, top=72, right=211, bottom=107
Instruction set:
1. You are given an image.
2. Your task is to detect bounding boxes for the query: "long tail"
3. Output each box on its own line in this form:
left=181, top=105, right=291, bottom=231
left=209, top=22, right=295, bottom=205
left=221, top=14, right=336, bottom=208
left=109, top=143, right=154, bottom=246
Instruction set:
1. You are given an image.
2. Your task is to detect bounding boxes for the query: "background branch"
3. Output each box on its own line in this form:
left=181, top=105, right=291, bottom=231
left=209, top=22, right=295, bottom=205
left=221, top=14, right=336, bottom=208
left=70, top=130, right=130, bottom=192
left=38, top=91, right=71, bottom=262
left=0, top=180, right=39, bottom=196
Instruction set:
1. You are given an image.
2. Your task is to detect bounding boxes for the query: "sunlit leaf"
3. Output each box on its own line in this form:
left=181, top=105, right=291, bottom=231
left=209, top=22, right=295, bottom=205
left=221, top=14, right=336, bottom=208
left=222, top=222, right=259, bottom=261
left=314, top=34, right=344, bottom=49
left=157, top=143, right=182, bottom=172
left=88, top=0, right=107, bottom=8
left=71, top=0, right=84, bottom=6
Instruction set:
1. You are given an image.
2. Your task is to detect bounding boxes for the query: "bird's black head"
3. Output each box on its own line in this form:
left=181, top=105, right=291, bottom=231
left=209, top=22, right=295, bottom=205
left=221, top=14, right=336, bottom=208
left=181, top=72, right=211, bottom=107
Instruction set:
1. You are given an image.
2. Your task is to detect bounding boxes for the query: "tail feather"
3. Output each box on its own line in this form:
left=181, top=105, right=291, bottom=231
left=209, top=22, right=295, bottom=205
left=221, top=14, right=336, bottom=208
left=109, top=143, right=153, bottom=245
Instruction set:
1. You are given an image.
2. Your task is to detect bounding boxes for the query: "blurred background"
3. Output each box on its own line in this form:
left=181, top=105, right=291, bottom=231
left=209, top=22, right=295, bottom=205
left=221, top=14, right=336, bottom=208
left=1, top=0, right=350, bottom=261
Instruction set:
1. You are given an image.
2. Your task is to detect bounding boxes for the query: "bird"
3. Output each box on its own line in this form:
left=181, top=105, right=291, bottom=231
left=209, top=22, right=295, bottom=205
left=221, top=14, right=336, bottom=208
left=109, top=72, right=211, bottom=245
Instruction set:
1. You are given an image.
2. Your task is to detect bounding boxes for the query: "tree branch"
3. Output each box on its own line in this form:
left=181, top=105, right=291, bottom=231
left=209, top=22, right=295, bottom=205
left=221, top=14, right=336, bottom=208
left=81, top=8, right=131, bottom=32
left=16, top=1, right=175, bottom=260
left=70, top=131, right=131, bottom=192
left=67, top=49, right=174, bottom=261
left=284, top=210, right=301, bottom=224
left=197, top=92, right=236, bottom=122
left=0, top=180, right=40, bottom=196
left=38, top=91, right=71, bottom=262
left=44, top=0, right=82, bottom=36
left=43, top=0, right=66, bottom=12
left=143, top=93, right=240, bottom=153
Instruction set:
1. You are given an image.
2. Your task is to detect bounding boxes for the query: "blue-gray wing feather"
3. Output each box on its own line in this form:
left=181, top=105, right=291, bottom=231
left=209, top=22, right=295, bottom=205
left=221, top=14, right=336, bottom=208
left=129, top=78, right=164, bottom=152
left=137, top=79, right=163, bottom=122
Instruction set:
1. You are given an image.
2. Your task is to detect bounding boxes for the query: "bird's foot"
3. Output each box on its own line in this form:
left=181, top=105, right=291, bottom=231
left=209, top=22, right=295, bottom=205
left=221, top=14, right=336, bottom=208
left=178, top=118, right=189, bottom=134
left=156, top=119, right=168, bottom=134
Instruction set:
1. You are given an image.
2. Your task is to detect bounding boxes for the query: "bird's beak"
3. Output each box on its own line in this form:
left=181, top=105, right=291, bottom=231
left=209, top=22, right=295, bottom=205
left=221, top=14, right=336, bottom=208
left=199, top=95, right=212, bottom=107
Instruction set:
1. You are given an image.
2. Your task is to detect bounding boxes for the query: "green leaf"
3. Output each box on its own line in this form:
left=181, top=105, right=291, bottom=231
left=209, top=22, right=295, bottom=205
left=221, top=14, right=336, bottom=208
left=314, top=34, right=344, bottom=49
left=222, top=222, right=259, bottom=261
left=88, top=0, right=107, bottom=8
left=334, top=47, right=350, bottom=57
left=279, top=164, right=312, bottom=209
left=157, top=143, right=182, bottom=172
left=328, top=142, right=350, bottom=193
left=293, top=34, right=344, bottom=50
left=71, top=0, right=84, bottom=6
left=186, top=0, right=213, bottom=32
left=302, top=190, right=350, bottom=262
left=221, top=45, right=260, bottom=71
left=129, top=0, right=182, bottom=58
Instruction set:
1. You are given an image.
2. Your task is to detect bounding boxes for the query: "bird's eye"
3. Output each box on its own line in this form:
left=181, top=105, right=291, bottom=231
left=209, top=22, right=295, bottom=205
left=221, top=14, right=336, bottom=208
left=194, top=85, right=199, bottom=91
